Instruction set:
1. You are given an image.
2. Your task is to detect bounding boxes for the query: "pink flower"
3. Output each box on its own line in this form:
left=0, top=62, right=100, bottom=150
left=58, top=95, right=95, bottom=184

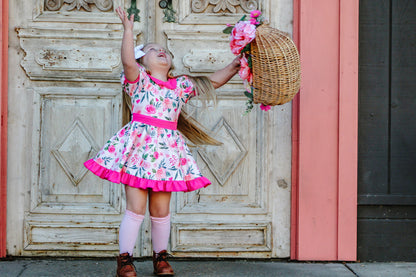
left=96, top=158, right=104, bottom=164
left=180, top=158, right=187, bottom=166
left=226, top=23, right=233, bottom=27
left=108, top=145, right=116, bottom=153
left=170, top=141, right=177, bottom=148
left=250, top=10, right=261, bottom=18
left=145, top=135, right=152, bottom=143
left=250, top=18, right=260, bottom=25
left=145, top=105, right=156, bottom=114
left=162, top=98, right=173, bottom=110
left=143, top=162, right=151, bottom=170
left=119, top=129, right=125, bottom=137
left=260, top=104, right=271, bottom=111
left=156, top=168, right=166, bottom=179
left=154, top=152, right=159, bottom=159
left=238, top=56, right=253, bottom=83
left=230, top=21, right=256, bottom=55
left=184, top=174, right=192, bottom=181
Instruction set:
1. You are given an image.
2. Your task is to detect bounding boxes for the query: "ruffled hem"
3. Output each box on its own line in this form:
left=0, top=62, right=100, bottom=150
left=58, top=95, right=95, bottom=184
left=84, top=159, right=211, bottom=192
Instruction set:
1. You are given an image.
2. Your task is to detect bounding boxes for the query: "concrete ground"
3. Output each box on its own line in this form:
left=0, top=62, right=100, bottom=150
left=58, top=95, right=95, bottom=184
left=1, top=258, right=416, bottom=277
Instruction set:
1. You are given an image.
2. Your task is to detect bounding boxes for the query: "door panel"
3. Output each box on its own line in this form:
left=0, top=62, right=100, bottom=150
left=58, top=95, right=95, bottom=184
left=8, top=0, right=292, bottom=257
left=358, top=0, right=416, bottom=261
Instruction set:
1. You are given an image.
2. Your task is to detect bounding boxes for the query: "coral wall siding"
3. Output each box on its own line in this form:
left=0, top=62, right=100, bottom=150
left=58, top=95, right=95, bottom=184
left=291, top=0, right=358, bottom=260
left=0, top=0, right=8, bottom=258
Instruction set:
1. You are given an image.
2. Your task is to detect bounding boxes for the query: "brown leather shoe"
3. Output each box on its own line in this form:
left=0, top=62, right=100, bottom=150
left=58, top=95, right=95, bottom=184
left=153, top=250, right=174, bottom=276
left=116, top=252, right=137, bottom=277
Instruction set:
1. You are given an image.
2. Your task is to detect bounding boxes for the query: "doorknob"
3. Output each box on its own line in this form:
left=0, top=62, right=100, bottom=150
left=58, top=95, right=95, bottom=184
left=159, top=0, right=176, bottom=23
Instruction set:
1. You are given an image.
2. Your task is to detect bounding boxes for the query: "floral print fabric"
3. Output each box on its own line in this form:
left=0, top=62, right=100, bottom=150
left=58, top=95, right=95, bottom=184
left=84, top=65, right=211, bottom=192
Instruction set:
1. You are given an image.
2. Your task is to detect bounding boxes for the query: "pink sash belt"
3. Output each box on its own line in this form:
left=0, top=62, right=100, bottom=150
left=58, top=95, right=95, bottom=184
left=132, top=113, right=177, bottom=130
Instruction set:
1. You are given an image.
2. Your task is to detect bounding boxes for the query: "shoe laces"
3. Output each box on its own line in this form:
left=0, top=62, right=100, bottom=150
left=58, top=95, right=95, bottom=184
left=120, top=254, right=136, bottom=269
left=155, top=251, right=173, bottom=263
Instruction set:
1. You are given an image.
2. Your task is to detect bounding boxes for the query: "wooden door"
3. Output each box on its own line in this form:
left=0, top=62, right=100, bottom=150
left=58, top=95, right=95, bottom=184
left=8, top=0, right=292, bottom=258
left=358, top=0, right=416, bottom=261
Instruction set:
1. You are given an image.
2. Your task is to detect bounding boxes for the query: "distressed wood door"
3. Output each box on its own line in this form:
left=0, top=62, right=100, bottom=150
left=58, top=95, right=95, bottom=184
left=9, top=0, right=292, bottom=257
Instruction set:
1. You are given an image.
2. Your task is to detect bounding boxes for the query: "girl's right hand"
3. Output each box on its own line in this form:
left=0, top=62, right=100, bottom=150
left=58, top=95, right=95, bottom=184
left=116, top=6, right=134, bottom=31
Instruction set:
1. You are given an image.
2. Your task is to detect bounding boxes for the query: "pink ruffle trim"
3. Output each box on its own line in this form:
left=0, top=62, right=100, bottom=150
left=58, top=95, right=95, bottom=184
left=84, top=159, right=211, bottom=192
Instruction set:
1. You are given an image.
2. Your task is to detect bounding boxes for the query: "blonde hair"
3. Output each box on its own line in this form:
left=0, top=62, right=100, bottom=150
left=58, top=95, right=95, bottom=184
left=122, top=60, right=221, bottom=145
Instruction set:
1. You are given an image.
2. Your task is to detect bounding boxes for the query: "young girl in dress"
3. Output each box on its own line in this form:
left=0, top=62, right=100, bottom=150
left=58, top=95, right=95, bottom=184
left=84, top=7, right=240, bottom=277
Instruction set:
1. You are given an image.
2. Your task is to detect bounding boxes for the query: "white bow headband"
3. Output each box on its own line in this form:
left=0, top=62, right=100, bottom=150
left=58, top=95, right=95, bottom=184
left=134, top=44, right=146, bottom=60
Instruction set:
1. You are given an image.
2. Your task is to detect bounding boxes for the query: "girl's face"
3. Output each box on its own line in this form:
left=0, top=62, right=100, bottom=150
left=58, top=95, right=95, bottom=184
left=141, top=43, right=172, bottom=71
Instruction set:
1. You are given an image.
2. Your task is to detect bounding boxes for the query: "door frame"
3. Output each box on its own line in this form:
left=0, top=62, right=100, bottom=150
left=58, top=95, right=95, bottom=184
left=291, top=0, right=359, bottom=261
left=0, top=0, right=8, bottom=258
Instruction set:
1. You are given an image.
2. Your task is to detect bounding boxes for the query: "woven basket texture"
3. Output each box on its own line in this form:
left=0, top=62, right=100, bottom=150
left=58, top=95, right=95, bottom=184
left=251, top=24, right=301, bottom=106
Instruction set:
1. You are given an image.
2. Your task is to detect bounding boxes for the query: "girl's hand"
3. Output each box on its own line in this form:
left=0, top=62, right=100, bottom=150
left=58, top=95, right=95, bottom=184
left=231, top=55, right=242, bottom=70
left=116, top=6, right=134, bottom=31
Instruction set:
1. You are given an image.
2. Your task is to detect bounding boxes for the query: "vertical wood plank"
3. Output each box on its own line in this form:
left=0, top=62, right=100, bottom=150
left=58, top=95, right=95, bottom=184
left=337, top=0, right=358, bottom=261
left=358, top=0, right=390, bottom=195
left=390, top=0, right=416, bottom=194
left=290, top=0, right=300, bottom=260
left=0, top=0, right=8, bottom=258
left=297, top=0, right=340, bottom=260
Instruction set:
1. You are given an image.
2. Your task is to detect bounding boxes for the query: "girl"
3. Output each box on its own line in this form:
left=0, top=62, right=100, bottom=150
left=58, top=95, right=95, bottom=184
left=84, top=7, right=240, bottom=277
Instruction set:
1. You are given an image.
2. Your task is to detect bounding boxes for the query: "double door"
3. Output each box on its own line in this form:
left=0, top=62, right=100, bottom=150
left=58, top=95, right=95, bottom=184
left=8, top=0, right=291, bottom=257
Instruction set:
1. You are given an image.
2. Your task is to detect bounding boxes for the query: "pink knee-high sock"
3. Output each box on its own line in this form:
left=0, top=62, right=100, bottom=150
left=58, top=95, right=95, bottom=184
left=119, top=210, right=145, bottom=255
left=150, top=214, right=171, bottom=253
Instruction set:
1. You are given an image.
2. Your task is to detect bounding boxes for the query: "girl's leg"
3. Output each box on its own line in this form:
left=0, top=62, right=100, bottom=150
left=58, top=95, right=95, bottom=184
left=149, top=191, right=172, bottom=252
left=119, top=185, right=148, bottom=255
left=149, top=191, right=174, bottom=276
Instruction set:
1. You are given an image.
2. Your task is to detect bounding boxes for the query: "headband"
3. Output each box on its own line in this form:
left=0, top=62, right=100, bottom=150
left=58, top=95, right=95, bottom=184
left=134, top=44, right=146, bottom=60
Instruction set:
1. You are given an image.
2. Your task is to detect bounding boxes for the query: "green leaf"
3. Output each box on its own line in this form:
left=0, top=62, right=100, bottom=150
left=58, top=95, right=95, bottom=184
left=241, top=43, right=251, bottom=54
left=222, top=26, right=233, bottom=34
left=247, top=55, right=252, bottom=68
left=244, top=90, right=253, bottom=100
left=239, top=15, right=247, bottom=22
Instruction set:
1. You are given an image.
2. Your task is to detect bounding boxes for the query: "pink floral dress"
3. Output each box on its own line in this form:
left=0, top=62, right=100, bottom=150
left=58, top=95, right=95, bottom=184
left=84, top=64, right=211, bottom=192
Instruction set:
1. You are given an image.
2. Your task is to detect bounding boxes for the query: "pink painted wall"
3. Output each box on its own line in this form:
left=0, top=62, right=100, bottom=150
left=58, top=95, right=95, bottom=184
left=291, top=0, right=358, bottom=261
left=0, top=0, right=8, bottom=258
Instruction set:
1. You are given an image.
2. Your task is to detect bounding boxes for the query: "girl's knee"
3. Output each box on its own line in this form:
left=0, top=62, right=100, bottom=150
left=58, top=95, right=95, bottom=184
left=149, top=207, right=170, bottom=218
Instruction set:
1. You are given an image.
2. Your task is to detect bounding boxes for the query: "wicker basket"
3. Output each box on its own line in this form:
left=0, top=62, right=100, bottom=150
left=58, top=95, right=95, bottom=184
left=251, top=24, right=301, bottom=106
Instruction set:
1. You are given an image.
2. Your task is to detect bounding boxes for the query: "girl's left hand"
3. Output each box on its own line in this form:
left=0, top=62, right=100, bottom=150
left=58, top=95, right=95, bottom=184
left=116, top=6, right=134, bottom=31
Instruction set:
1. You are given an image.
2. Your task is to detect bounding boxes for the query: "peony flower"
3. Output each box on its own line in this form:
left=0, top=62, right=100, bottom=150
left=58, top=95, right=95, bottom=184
left=154, top=152, right=159, bottom=159
left=180, top=158, right=187, bottom=166
left=145, top=104, right=156, bottom=114
left=108, top=145, right=116, bottom=153
left=238, top=55, right=253, bottom=83
left=260, top=104, right=271, bottom=111
left=230, top=21, right=256, bottom=55
left=250, top=10, right=261, bottom=18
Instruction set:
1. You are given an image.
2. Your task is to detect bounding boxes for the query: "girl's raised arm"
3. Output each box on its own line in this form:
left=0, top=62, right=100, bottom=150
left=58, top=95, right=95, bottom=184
left=116, top=7, right=140, bottom=82
left=209, top=56, right=241, bottom=89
